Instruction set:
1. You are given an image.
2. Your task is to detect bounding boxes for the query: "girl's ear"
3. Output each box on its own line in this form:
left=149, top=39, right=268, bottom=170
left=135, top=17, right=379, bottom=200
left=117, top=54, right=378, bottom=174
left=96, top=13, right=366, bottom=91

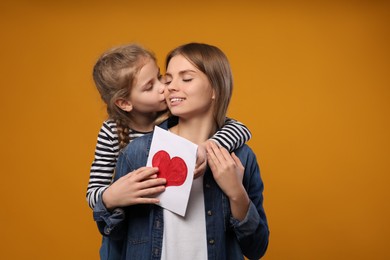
left=115, top=98, right=133, bottom=112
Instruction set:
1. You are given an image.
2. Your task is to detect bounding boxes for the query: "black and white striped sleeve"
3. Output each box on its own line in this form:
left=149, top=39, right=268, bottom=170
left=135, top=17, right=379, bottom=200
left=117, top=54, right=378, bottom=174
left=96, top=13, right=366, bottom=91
left=86, top=121, right=120, bottom=209
left=209, top=117, right=252, bottom=152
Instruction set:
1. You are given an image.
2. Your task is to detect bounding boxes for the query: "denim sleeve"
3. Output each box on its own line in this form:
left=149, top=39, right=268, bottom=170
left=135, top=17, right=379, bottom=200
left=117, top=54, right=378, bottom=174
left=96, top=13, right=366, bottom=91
left=92, top=150, right=132, bottom=240
left=93, top=193, right=127, bottom=240
left=230, top=146, right=269, bottom=259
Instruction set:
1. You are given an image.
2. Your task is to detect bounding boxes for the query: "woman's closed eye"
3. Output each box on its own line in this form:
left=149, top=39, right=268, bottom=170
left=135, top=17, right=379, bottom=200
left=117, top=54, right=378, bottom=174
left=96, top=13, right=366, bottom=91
left=162, top=76, right=172, bottom=85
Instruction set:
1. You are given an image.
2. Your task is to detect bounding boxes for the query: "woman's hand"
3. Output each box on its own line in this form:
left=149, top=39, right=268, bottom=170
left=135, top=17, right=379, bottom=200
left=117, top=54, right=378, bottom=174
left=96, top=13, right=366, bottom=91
left=102, top=167, right=166, bottom=210
left=206, top=142, right=250, bottom=221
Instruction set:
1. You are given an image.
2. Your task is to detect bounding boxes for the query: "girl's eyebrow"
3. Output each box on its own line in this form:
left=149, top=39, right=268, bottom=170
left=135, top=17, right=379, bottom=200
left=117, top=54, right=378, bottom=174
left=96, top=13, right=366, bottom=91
left=139, top=75, right=155, bottom=89
left=139, top=68, right=160, bottom=89
left=140, top=80, right=152, bottom=90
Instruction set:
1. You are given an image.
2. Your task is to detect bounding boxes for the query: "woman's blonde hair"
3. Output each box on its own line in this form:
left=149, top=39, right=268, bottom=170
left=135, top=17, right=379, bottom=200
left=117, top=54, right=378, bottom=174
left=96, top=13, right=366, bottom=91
left=93, top=44, right=168, bottom=149
left=165, top=43, right=233, bottom=129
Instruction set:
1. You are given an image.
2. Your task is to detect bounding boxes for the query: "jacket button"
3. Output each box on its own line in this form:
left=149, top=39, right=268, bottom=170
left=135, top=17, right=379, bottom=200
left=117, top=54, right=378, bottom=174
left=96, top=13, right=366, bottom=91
left=209, top=239, right=215, bottom=245
left=207, top=210, right=212, bottom=216
left=104, top=226, right=111, bottom=235
left=205, top=183, right=211, bottom=188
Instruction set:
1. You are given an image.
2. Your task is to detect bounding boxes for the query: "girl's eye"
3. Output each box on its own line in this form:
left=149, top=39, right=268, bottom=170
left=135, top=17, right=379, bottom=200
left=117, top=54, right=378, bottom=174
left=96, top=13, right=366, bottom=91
left=144, top=84, right=153, bottom=91
left=183, top=78, right=193, bottom=82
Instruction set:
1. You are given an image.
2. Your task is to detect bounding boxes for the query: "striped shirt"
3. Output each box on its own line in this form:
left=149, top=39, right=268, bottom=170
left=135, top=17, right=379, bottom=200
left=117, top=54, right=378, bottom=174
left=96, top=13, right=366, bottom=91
left=86, top=118, right=251, bottom=209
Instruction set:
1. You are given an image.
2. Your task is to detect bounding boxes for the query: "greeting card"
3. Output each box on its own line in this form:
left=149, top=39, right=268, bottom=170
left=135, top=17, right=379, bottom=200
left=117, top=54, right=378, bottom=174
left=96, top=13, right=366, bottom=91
left=146, top=126, right=197, bottom=216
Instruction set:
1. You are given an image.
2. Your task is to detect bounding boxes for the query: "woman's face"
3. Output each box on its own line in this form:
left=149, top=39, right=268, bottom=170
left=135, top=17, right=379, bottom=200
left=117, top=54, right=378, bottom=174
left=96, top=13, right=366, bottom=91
left=128, top=58, right=167, bottom=114
left=164, top=54, right=215, bottom=119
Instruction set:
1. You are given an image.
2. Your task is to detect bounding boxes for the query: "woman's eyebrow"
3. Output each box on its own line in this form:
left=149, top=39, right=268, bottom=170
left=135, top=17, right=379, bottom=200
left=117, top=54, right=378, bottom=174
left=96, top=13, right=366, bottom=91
left=179, top=69, right=196, bottom=75
left=165, top=69, right=197, bottom=77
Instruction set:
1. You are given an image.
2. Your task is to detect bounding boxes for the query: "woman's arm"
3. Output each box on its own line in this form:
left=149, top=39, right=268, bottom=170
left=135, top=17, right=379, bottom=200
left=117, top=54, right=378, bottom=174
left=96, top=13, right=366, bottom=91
left=206, top=142, right=250, bottom=220
left=206, top=142, right=269, bottom=259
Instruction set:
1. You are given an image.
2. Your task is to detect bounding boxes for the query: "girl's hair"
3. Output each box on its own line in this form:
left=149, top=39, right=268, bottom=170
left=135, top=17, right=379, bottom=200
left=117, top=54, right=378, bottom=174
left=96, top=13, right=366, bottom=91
left=165, top=43, right=233, bottom=129
left=93, top=44, right=165, bottom=149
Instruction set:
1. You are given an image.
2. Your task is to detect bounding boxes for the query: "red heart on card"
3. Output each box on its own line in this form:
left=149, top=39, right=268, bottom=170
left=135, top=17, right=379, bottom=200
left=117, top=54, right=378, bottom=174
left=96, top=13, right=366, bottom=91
left=152, top=150, right=187, bottom=187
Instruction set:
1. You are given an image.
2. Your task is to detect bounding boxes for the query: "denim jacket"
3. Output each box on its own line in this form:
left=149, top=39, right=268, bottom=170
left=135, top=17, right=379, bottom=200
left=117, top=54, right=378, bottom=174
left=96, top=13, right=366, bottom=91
left=93, top=124, right=269, bottom=260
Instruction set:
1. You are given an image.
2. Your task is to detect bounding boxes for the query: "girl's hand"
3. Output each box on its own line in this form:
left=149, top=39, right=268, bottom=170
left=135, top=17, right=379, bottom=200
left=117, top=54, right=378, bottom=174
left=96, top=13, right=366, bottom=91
left=206, top=142, right=249, bottom=220
left=102, top=167, right=166, bottom=210
left=194, top=141, right=209, bottom=179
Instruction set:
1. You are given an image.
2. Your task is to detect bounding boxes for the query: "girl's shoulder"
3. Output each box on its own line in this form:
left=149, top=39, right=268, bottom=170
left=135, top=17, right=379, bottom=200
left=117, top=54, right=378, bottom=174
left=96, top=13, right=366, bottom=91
left=98, top=119, right=119, bottom=140
left=102, top=119, right=117, bottom=129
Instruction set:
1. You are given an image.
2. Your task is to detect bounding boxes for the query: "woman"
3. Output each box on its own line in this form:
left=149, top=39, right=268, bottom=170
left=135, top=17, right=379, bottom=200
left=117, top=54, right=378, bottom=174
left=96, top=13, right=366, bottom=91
left=94, top=43, right=269, bottom=259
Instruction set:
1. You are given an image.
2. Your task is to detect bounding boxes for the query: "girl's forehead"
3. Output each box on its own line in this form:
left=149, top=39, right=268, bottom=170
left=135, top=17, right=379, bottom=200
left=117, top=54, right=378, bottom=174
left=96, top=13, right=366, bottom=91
left=139, top=57, right=156, bottom=67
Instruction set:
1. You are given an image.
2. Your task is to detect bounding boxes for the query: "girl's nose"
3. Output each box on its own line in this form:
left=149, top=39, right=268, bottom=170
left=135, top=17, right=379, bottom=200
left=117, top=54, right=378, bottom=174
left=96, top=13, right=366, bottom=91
left=158, top=81, right=165, bottom=94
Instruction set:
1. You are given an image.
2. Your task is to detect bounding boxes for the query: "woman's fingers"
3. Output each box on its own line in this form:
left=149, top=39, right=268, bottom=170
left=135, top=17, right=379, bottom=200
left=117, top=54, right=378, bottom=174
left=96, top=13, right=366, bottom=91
left=206, top=142, right=220, bottom=166
left=231, top=152, right=243, bottom=167
left=138, top=185, right=166, bottom=199
left=130, top=167, right=159, bottom=179
left=207, top=141, right=233, bottom=166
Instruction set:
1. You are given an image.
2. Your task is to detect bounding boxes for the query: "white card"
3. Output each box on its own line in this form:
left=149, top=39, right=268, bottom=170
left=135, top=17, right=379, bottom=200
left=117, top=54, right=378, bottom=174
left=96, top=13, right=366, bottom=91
left=146, top=126, right=197, bottom=216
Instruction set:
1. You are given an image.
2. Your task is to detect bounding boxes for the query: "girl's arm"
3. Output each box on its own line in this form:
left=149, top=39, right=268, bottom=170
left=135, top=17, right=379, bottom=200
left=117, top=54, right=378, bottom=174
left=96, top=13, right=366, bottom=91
left=194, top=118, right=251, bottom=178
left=93, top=139, right=166, bottom=239
left=86, top=120, right=120, bottom=209
left=210, top=117, right=251, bottom=152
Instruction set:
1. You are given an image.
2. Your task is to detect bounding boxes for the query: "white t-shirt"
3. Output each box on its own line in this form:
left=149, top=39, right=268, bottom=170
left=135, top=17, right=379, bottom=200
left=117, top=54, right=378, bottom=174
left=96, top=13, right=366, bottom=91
left=161, top=176, right=207, bottom=259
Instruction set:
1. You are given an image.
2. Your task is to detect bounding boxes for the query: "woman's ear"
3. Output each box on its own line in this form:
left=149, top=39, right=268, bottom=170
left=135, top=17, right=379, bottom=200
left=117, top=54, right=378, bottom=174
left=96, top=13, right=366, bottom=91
left=115, top=98, right=133, bottom=112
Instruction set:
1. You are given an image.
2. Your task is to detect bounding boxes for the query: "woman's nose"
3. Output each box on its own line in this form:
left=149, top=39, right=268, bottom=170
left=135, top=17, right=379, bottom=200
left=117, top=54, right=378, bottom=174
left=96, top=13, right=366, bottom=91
left=166, top=79, right=178, bottom=92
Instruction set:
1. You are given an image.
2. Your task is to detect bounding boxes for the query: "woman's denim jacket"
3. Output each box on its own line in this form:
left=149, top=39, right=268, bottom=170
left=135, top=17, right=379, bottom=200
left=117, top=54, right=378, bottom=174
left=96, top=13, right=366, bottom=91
left=93, top=123, right=269, bottom=260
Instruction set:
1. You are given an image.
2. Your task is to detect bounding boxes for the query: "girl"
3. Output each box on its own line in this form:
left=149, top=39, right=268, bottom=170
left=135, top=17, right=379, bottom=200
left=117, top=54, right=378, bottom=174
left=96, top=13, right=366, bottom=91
left=87, top=44, right=252, bottom=210
left=94, top=43, right=269, bottom=259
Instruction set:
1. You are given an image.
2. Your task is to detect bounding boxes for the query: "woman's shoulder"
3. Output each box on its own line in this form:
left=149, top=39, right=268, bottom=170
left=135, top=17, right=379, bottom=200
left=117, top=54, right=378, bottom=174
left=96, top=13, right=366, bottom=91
left=120, top=132, right=153, bottom=155
left=234, top=144, right=259, bottom=164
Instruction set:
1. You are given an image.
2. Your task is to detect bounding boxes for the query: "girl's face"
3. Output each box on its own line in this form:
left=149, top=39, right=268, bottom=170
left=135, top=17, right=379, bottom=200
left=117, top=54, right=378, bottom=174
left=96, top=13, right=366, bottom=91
left=128, top=58, right=167, bottom=114
left=164, top=54, right=215, bottom=119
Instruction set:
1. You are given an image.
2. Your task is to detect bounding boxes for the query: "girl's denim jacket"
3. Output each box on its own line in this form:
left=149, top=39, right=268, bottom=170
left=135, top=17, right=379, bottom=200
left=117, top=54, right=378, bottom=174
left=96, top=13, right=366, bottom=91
left=93, top=123, right=269, bottom=260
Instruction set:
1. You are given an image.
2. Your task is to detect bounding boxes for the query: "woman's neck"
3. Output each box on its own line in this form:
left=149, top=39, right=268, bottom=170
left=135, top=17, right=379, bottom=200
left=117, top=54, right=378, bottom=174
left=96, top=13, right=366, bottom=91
left=170, top=116, right=217, bottom=145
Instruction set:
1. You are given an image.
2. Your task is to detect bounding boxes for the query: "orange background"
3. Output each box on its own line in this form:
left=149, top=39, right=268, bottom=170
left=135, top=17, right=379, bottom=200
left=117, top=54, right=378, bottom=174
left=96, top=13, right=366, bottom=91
left=0, top=1, right=389, bottom=259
